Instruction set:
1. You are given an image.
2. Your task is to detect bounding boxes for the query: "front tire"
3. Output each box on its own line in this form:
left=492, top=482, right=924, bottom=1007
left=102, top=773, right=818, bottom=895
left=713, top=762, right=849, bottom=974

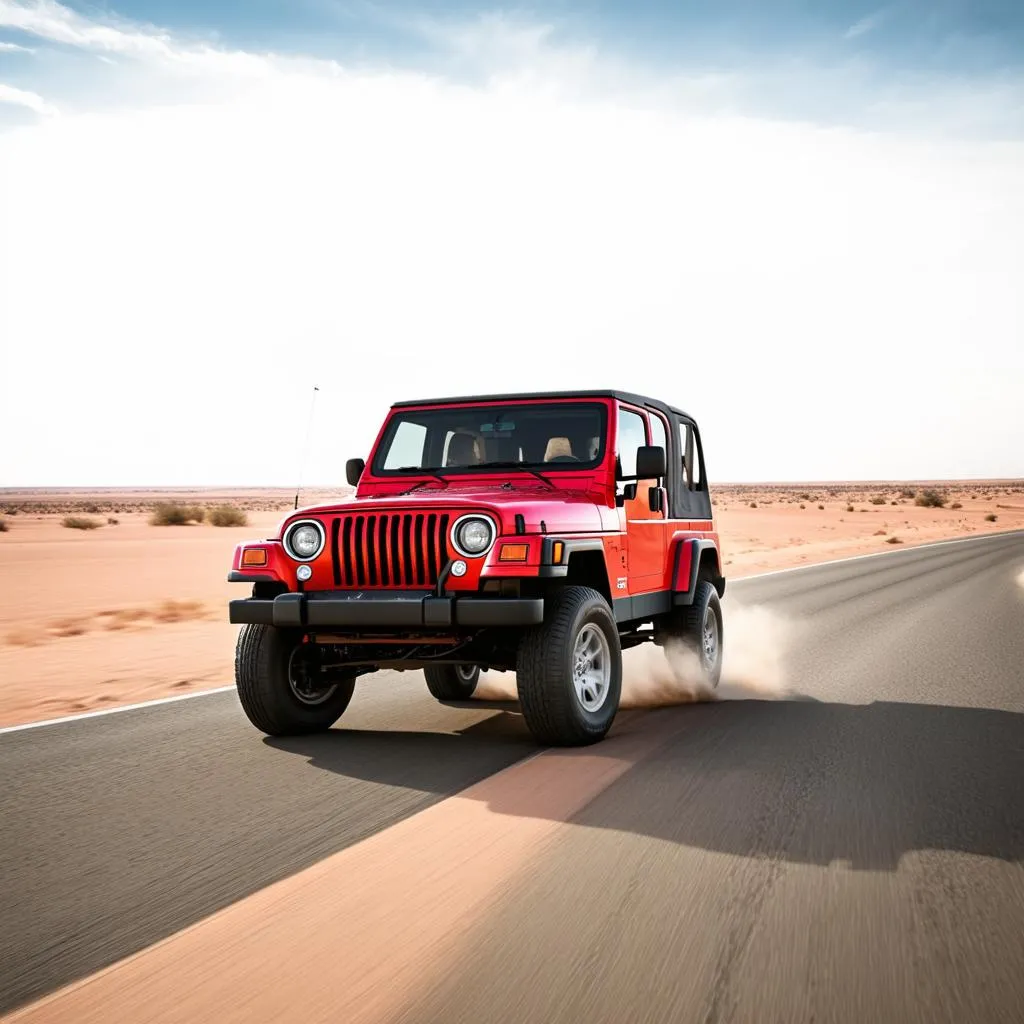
left=516, top=585, right=622, bottom=746
left=235, top=624, right=356, bottom=736
left=424, top=663, right=480, bottom=701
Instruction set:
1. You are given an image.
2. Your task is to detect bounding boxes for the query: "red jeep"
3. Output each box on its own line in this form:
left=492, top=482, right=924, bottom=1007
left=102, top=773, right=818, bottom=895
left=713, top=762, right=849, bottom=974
left=227, top=390, right=725, bottom=746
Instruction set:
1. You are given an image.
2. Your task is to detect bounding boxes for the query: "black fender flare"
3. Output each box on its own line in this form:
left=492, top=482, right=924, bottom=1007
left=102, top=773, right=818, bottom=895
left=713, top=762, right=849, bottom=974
left=671, top=538, right=724, bottom=606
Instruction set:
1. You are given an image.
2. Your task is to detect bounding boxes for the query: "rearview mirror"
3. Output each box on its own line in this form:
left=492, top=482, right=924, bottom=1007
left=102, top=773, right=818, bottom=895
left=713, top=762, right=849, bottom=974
left=635, top=445, right=665, bottom=480
left=346, top=458, right=365, bottom=487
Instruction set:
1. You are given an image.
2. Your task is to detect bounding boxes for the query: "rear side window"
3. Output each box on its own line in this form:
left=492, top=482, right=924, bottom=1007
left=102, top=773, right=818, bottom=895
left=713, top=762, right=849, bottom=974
left=678, top=421, right=703, bottom=489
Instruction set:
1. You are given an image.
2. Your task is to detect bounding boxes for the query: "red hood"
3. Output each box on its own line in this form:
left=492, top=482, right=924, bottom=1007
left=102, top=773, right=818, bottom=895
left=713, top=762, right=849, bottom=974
left=277, top=483, right=610, bottom=536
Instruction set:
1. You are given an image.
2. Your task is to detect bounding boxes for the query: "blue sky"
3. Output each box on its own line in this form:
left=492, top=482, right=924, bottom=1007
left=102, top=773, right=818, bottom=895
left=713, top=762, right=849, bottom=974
left=1, top=1, right=1022, bottom=484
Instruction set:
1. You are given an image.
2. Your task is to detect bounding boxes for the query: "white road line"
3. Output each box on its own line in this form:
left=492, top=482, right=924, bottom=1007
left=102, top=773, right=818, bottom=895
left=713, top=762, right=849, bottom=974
left=0, top=687, right=236, bottom=736
left=2, top=528, right=1020, bottom=737
left=728, top=527, right=1022, bottom=583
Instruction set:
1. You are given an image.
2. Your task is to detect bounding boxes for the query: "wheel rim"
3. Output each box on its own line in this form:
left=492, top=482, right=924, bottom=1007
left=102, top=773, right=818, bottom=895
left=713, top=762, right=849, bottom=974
left=702, top=605, right=719, bottom=670
left=455, top=664, right=477, bottom=683
left=288, top=646, right=338, bottom=706
left=572, top=623, right=611, bottom=713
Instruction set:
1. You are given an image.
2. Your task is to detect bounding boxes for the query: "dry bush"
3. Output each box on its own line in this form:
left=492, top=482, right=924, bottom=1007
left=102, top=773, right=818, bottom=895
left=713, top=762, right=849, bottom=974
left=950, top=502, right=962, bottom=510
left=846, top=504, right=854, bottom=512
left=153, top=599, right=206, bottom=623
left=874, top=529, right=887, bottom=535
left=209, top=505, right=248, bottom=527
left=985, top=513, right=997, bottom=522
left=870, top=496, right=887, bottom=505
left=914, top=489, right=946, bottom=508
left=0, top=519, right=8, bottom=533
left=150, top=503, right=205, bottom=526
left=818, top=504, right=824, bottom=510
left=62, top=516, right=101, bottom=530
left=886, top=536, right=903, bottom=544
left=749, top=501, right=757, bottom=508
left=899, top=488, right=916, bottom=499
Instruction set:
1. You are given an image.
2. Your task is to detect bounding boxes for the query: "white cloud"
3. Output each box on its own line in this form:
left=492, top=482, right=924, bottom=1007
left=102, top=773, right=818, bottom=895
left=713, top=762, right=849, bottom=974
left=0, top=3, right=1022, bottom=486
left=0, top=80, right=55, bottom=115
left=845, top=9, right=889, bottom=40
left=0, top=37, right=34, bottom=52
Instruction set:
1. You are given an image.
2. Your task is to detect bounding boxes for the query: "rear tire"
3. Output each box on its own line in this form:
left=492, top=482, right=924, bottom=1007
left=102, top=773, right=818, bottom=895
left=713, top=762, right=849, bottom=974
left=424, top=663, right=480, bottom=701
left=516, top=585, right=622, bottom=746
left=672, top=580, right=724, bottom=688
left=235, top=624, right=356, bottom=736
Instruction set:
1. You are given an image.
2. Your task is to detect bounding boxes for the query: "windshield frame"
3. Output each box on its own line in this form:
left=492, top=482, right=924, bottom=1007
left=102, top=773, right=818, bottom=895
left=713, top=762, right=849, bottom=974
left=369, top=400, right=610, bottom=479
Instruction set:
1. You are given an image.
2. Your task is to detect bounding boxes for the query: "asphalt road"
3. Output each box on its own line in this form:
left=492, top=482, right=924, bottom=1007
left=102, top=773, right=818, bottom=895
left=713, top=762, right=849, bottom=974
left=3, top=530, right=1024, bottom=1022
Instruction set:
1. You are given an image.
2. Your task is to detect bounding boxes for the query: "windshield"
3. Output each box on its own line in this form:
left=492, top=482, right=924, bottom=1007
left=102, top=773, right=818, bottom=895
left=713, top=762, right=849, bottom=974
left=372, top=401, right=608, bottom=475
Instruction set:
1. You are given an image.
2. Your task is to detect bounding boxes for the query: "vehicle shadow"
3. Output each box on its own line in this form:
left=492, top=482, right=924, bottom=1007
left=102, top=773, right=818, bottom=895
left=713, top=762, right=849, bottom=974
left=269, top=697, right=1024, bottom=871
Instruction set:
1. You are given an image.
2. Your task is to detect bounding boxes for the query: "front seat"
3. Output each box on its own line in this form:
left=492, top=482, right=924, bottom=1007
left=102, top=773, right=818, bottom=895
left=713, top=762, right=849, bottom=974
left=446, top=431, right=482, bottom=466
left=544, top=437, right=575, bottom=461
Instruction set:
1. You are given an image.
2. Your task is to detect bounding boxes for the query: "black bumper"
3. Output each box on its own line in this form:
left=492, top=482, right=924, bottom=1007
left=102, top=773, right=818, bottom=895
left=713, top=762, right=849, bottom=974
left=229, top=590, right=544, bottom=629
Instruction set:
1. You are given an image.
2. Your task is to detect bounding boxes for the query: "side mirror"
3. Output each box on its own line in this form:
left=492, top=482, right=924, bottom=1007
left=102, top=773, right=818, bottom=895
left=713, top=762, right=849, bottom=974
left=345, top=458, right=365, bottom=487
left=635, top=445, right=666, bottom=480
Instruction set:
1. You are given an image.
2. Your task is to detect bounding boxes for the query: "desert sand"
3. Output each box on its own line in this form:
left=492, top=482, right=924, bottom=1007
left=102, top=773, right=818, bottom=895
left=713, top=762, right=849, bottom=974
left=1, top=481, right=1022, bottom=728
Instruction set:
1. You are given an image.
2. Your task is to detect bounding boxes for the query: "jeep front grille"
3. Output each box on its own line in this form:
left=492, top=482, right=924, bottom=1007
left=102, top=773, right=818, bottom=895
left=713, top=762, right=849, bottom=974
left=328, top=512, right=451, bottom=589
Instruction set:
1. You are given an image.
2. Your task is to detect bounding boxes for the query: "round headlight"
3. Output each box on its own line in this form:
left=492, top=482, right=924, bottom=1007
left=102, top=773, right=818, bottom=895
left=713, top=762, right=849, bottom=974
left=453, top=515, right=494, bottom=557
left=284, top=520, right=325, bottom=561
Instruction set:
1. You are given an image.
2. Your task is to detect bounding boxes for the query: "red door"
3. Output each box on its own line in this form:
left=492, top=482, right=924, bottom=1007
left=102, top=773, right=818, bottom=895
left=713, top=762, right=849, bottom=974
left=617, top=404, right=666, bottom=594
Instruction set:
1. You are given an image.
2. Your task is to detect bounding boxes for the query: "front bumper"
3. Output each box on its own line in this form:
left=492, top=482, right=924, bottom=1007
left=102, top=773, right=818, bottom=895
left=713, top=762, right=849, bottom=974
left=229, top=590, right=544, bottom=629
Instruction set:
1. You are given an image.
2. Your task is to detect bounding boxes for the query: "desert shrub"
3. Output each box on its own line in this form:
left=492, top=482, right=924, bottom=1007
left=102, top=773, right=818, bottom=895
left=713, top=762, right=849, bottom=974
left=85, top=504, right=102, bottom=514
left=150, top=503, right=205, bottom=526
left=950, top=502, right=962, bottom=510
left=914, top=489, right=946, bottom=508
left=891, top=501, right=898, bottom=506
left=985, top=513, right=997, bottom=522
left=63, top=516, right=101, bottom=530
left=818, top=504, right=824, bottom=510
left=749, top=501, right=757, bottom=508
left=209, top=505, right=248, bottom=527
left=899, top=488, right=916, bottom=499
left=107, top=517, right=120, bottom=525
left=870, top=496, right=887, bottom=505
left=0, top=518, right=8, bottom=533
left=4, top=507, right=17, bottom=515
left=799, top=503, right=806, bottom=509
left=886, top=536, right=903, bottom=544
left=846, top=504, right=854, bottom=512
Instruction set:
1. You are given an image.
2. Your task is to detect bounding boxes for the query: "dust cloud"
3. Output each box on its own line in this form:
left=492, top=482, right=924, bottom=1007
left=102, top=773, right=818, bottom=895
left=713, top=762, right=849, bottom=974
left=473, top=598, right=801, bottom=708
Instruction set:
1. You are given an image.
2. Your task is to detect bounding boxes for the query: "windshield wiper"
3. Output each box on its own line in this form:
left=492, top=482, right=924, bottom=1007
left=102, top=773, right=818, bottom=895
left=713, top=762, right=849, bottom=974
left=395, top=467, right=450, bottom=494
left=472, top=461, right=557, bottom=489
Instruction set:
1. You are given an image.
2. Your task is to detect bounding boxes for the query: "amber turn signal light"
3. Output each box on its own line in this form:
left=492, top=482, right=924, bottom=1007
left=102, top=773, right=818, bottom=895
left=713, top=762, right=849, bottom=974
left=551, top=541, right=565, bottom=564
left=241, top=547, right=268, bottom=567
left=499, top=544, right=529, bottom=562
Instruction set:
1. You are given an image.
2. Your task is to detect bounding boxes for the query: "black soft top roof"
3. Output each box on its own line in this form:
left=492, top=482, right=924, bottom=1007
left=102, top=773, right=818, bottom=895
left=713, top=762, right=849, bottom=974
left=390, top=390, right=695, bottom=422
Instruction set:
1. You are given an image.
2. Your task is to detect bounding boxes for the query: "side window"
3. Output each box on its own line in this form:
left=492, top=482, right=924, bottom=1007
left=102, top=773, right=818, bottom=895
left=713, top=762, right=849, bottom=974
left=649, top=413, right=668, bottom=466
left=383, top=420, right=427, bottom=469
left=617, top=407, right=647, bottom=479
left=678, top=422, right=703, bottom=489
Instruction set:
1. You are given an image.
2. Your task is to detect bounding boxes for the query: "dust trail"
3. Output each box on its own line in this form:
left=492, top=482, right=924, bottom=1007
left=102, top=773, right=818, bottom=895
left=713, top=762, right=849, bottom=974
left=622, top=599, right=801, bottom=707
left=474, top=598, right=801, bottom=709
left=1017, top=568, right=1024, bottom=592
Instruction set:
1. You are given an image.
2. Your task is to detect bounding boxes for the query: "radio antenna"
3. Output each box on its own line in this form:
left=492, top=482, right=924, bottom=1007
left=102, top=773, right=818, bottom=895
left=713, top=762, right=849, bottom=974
left=294, top=385, right=319, bottom=510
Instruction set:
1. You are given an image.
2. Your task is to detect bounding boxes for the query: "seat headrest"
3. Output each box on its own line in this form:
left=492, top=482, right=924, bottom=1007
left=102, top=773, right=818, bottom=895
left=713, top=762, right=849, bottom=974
left=544, top=437, right=573, bottom=460
left=446, top=431, right=482, bottom=466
